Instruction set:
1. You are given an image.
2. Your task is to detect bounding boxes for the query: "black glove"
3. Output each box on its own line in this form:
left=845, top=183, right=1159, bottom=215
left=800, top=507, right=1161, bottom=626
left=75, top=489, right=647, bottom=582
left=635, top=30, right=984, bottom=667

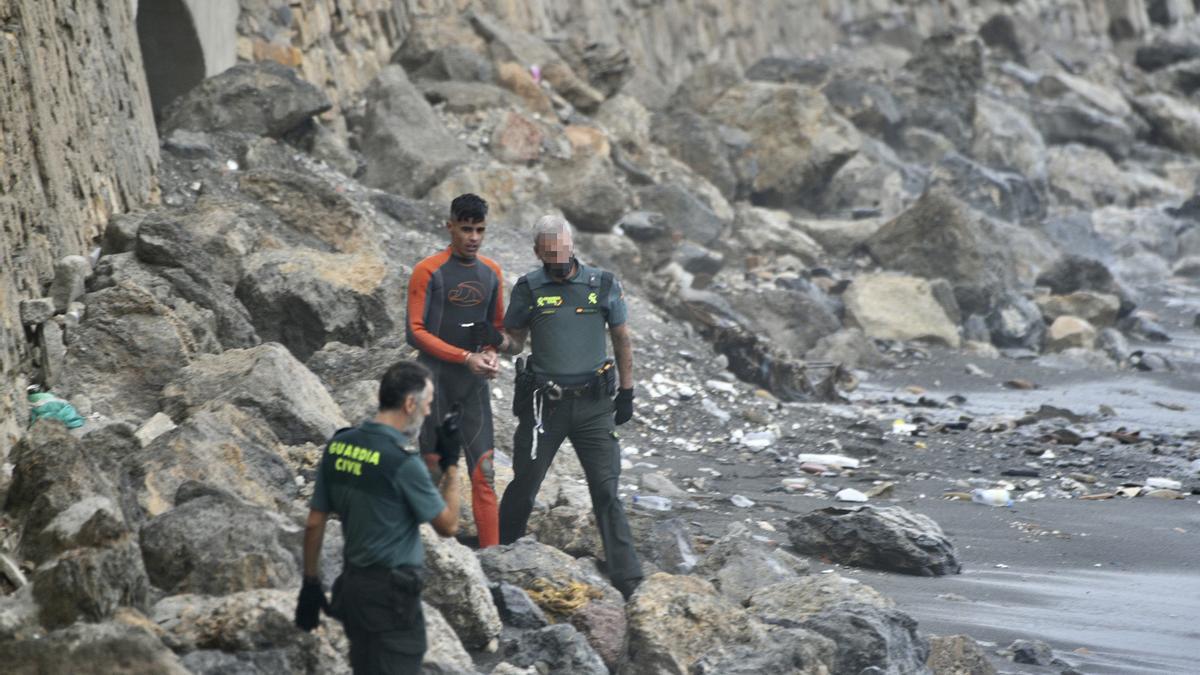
left=614, top=388, right=634, bottom=425
left=295, top=576, right=327, bottom=631
left=435, top=404, right=463, bottom=471
left=469, top=321, right=504, bottom=349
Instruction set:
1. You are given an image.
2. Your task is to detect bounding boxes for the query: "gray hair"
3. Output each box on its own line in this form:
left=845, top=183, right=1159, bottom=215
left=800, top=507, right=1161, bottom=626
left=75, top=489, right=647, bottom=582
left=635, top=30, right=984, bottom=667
left=533, top=215, right=574, bottom=247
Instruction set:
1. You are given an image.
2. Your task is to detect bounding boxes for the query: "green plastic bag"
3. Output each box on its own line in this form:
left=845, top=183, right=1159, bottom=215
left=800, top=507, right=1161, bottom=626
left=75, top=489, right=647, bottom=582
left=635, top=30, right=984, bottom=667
left=28, top=391, right=85, bottom=429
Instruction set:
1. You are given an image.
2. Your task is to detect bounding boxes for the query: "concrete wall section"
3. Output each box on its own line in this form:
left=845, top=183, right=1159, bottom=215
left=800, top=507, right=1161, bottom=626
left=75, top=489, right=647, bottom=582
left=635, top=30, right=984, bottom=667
left=0, top=0, right=159, bottom=457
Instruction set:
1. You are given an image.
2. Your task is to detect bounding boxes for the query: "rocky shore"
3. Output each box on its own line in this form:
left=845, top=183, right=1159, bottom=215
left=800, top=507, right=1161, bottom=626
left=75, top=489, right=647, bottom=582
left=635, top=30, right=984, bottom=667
left=3, top=2, right=1200, bottom=673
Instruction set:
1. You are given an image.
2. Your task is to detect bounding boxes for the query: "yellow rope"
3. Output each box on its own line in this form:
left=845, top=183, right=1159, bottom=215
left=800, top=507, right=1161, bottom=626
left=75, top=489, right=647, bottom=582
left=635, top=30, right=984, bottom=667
left=524, top=577, right=603, bottom=619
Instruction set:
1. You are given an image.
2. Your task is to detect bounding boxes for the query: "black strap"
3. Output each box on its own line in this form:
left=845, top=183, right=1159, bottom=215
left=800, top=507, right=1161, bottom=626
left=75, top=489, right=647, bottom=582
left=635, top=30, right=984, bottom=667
left=598, top=271, right=614, bottom=313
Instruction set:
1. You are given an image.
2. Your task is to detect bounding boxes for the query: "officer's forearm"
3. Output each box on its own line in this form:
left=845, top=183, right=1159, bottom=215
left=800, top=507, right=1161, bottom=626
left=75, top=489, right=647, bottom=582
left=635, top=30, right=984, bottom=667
left=431, top=466, right=461, bottom=536
left=502, top=329, right=527, bottom=355
left=611, top=328, right=634, bottom=389
left=302, top=510, right=328, bottom=579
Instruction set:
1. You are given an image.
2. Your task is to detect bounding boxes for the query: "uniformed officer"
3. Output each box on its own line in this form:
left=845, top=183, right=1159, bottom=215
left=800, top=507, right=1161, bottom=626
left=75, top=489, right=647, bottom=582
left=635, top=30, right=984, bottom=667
left=407, top=193, right=504, bottom=548
left=496, top=215, right=643, bottom=599
left=296, top=360, right=462, bottom=674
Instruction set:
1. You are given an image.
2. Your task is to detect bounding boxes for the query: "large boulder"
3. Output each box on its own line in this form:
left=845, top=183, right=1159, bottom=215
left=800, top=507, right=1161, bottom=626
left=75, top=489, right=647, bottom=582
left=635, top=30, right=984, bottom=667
left=422, top=602, right=476, bottom=673
left=985, top=293, right=1045, bottom=351
left=151, top=590, right=349, bottom=674
left=689, top=627, right=836, bottom=675
left=1028, top=97, right=1136, bottom=161
left=1045, top=316, right=1097, bottom=352
left=305, top=339, right=412, bottom=391
left=477, top=537, right=622, bottom=609
left=567, top=600, right=627, bottom=673
left=32, top=536, right=150, bottom=629
left=503, top=624, right=608, bottom=675
left=623, top=573, right=765, bottom=675
left=5, top=425, right=152, bottom=629
left=928, top=153, right=1044, bottom=223
left=746, top=575, right=892, bottom=624
left=787, top=506, right=961, bottom=576
left=1046, top=144, right=1181, bottom=210
left=5, top=424, right=124, bottom=563
left=707, top=81, right=860, bottom=208
left=161, top=343, right=348, bottom=445
left=893, top=36, right=983, bottom=150
left=236, top=170, right=378, bottom=254
left=927, top=635, right=997, bottom=675
left=93, top=251, right=259, bottom=351
left=732, top=284, right=843, bottom=357
left=1133, top=93, right=1200, bottom=157
left=651, top=110, right=740, bottom=198
left=545, top=155, right=630, bottom=233
left=0, top=618, right=190, bottom=675
left=865, top=189, right=1020, bottom=314
left=1036, top=255, right=1133, bottom=317
left=1035, top=292, right=1121, bottom=328
left=420, top=526, right=502, bottom=650
left=694, top=524, right=810, bottom=605
left=970, top=95, right=1046, bottom=183
left=822, top=138, right=917, bottom=220
left=733, top=205, right=827, bottom=264
left=637, top=183, right=729, bottom=246
left=134, top=202, right=259, bottom=288
left=161, top=62, right=330, bottom=138
left=802, top=601, right=931, bottom=675
left=844, top=274, right=961, bottom=347
left=139, top=488, right=301, bottom=595
left=360, top=65, right=471, bottom=197
left=57, top=284, right=196, bottom=422
left=236, top=249, right=394, bottom=362
left=129, top=404, right=296, bottom=518
left=806, top=328, right=895, bottom=370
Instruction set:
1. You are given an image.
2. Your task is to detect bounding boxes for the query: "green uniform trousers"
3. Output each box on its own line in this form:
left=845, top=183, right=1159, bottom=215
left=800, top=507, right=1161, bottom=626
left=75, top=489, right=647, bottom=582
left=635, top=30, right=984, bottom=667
left=498, top=391, right=643, bottom=586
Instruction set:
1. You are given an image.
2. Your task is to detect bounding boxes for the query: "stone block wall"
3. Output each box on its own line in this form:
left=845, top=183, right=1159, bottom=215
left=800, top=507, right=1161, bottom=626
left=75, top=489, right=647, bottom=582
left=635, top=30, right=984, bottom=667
left=0, top=0, right=159, bottom=456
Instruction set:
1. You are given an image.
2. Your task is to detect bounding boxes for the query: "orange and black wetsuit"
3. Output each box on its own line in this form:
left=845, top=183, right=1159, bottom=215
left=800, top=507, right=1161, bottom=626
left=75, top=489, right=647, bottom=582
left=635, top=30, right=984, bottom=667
left=406, top=247, right=503, bottom=547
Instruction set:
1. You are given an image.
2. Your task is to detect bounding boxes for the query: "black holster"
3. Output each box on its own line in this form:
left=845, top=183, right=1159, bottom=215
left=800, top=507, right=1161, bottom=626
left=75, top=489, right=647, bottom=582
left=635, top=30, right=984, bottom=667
left=513, top=357, right=536, bottom=416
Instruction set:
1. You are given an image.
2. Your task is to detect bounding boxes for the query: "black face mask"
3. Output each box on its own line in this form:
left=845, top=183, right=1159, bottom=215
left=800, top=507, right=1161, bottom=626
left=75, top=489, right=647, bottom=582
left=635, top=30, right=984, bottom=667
left=544, top=257, right=575, bottom=279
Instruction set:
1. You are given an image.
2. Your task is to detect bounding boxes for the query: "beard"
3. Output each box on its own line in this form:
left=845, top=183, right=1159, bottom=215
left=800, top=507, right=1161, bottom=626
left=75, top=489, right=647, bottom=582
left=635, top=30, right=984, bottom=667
left=404, top=412, right=427, bottom=437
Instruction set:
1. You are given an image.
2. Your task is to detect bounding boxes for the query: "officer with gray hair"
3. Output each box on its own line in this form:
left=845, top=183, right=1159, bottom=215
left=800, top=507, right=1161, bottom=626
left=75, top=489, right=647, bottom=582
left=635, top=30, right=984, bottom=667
left=495, top=215, right=643, bottom=599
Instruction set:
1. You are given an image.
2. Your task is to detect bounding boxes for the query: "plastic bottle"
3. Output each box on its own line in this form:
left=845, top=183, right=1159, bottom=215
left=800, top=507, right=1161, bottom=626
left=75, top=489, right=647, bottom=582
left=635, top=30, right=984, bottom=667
left=970, top=488, right=1013, bottom=507
left=632, top=495, right=672, bottom=511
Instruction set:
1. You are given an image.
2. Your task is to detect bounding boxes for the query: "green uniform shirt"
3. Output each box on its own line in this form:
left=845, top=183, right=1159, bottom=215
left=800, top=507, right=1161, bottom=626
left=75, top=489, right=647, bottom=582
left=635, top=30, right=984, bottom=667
left=505, top=263, right=626, bottom=381
left=310, top=421, right=446, bottom=569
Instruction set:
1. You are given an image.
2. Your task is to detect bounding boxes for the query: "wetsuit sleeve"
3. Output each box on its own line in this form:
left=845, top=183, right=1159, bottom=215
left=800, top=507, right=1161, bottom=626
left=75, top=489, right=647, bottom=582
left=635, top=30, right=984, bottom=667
left=394, top=456, right=446, bottom=523
left=407, top=261, right=471, bottom=364
left=504, top=278, right=533, bottom=330
left=606, top=276, right=628, bottom=327
left=482, top=258, right=506, bottom=335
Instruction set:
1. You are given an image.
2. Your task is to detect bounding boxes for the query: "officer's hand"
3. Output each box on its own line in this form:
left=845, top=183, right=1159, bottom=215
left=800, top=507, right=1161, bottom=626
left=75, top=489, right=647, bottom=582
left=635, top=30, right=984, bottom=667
left=436, top=404, right=463, bottom=471
left=469, top=321, right=504, bottom=349
left=465, top=352, right=499, bottom=379
left=295, top=576, right=327, bottom=631
left=614, top=388, right=635, bottom=425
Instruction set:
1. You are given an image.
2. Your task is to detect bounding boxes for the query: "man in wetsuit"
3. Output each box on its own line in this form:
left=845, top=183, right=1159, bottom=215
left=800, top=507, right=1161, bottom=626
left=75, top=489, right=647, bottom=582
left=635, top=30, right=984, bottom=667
left=496, top=215, right=643, bottom=599
left=296, top=360, right=461, bottom=674
left=406, top=193, right=506, bottom=547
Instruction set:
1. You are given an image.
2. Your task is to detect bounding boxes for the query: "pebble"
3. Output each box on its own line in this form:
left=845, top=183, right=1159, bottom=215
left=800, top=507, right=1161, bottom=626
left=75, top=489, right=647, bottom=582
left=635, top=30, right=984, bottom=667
left=795, top=453, right=860, bottom=469
left=705, top=379, right=736, bottom=394
left=730, top=495, right=755, bottom=508
left=741, top=431, right=776, bottom=451
left=782, top=477, right=812, bottom=491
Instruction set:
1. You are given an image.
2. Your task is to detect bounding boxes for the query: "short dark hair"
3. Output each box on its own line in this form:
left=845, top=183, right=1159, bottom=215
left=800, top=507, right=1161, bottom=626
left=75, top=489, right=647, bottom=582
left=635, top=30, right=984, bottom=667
left=379, top=361, right=432, bottom=411
left=450, top=193, right=488, bottom=223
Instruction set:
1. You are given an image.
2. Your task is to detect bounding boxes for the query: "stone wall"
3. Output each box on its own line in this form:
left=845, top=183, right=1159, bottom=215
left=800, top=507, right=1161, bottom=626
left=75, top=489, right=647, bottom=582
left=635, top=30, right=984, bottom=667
left=0, top=0, right=159, bottom=456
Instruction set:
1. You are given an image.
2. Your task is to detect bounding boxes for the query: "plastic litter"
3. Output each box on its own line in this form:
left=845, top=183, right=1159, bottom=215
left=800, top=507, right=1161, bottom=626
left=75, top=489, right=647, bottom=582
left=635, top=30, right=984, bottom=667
left=970, top=488, right=1013, bottom=507
left=730, top=494, right=755, bottom=508
left=835, top=488, right=869, bottom=503
left=782, top=477, right=812, bottom=491
left=795, top=454, right=860, bottom=469
left=631, top=495, right=672, bottom=511
left=1145, top=477, right=1182, bottom=490
left=741, top=431, right=775, bottom=451
left=891, top=419, right=918, bottom=435
left=27, top=386, right=85, bottom=429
